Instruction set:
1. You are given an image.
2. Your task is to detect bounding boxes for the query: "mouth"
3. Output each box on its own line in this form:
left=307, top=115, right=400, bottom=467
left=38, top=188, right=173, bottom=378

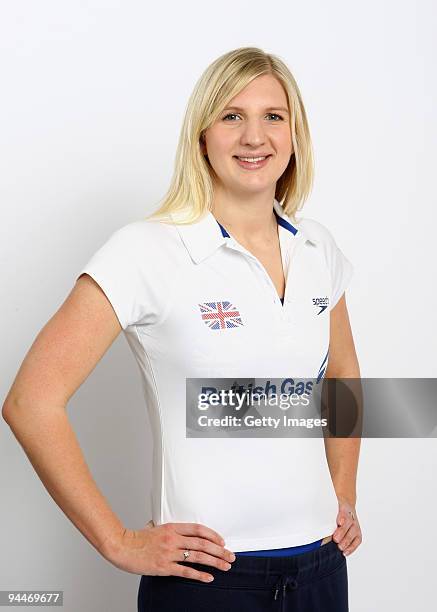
left=233, top=154, right=272, bottom=170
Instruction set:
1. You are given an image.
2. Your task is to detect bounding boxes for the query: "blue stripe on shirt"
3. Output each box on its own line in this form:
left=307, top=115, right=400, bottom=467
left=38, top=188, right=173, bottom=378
left=235, top=539, right=323, bottom=557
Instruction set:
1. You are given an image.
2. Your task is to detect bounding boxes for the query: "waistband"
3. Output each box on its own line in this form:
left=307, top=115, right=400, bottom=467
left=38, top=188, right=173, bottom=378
left=235, top=538, right=323, bottom=557
left=180, top=539, right=345, bottom=602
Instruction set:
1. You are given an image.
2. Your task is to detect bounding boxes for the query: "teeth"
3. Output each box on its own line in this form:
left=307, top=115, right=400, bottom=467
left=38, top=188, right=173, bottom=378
left=237, top=156, right=267, bottom=163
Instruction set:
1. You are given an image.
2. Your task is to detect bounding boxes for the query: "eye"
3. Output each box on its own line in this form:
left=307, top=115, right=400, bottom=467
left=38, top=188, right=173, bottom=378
left=222, top=113, right=284, bottom=122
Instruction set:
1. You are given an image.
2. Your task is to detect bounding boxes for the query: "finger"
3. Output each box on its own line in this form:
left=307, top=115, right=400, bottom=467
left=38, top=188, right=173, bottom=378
left=177, top=547, right=233, bottom=572
left=334, top=511, right=356, bottom=541
left=334, top=519, right=355, bottom=545
left=168, top=561, right=215, bottom=583
left=171, top=522, right=225, bottom=547
left=178, top=534, right=235, bottom=562
left=337, top=526, right=359, bottom=551
left=342, top=534, right=362, bottom=556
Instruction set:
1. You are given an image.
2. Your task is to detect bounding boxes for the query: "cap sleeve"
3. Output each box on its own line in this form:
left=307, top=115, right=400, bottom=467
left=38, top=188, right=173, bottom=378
left=328, top=239, right=354, bottom=310
left=75, top=223, right=150, bottom=330
left=298, top=217, right=354, bottom=311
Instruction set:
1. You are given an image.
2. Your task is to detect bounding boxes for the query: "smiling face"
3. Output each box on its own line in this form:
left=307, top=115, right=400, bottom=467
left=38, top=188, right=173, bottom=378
left=201, top=74, right=293, bottom=199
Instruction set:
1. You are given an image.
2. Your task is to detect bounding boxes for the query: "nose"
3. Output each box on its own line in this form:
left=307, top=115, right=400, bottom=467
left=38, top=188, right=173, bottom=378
left=239, top=118, right=267, bottom=147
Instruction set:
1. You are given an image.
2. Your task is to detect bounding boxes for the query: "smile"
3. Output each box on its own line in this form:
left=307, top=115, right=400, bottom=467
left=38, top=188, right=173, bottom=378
left=233, top=155, right=272, bottom=170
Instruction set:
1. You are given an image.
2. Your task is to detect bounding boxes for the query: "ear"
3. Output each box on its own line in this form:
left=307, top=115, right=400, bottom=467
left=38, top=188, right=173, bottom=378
left=200, top=131, right=207, bottom=155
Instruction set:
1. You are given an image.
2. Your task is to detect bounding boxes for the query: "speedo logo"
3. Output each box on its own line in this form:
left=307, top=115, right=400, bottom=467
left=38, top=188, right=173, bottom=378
left=312, top=296, right=329, bottom=314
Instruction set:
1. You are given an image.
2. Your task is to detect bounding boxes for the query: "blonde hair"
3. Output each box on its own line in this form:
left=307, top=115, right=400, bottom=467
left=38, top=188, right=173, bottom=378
left=146, top=46, right=314, bottom=225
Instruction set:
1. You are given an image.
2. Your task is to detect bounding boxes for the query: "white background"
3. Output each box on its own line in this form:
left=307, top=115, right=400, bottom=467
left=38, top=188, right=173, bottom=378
left=1, top=1, right=436, bottom=610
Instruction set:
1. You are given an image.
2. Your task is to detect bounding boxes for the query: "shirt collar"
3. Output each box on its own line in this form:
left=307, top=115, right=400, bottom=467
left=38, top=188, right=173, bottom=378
left=172, top=198, right=318, bottom=264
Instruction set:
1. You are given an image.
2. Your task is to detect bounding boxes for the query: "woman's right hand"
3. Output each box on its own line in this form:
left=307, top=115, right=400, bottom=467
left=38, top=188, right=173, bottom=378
left=103, top=520, right=236, bottom=582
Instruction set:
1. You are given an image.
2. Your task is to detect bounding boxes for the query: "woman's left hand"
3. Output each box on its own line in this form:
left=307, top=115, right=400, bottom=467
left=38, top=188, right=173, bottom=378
left=333, top=498, right=362, bottom=556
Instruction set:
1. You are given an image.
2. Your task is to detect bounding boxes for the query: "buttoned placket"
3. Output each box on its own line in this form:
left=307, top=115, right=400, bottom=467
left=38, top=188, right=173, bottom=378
left=221, top=226, right=308, bottom=325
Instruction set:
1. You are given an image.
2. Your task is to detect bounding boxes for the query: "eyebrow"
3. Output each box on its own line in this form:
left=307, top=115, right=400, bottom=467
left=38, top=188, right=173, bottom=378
left=222, top=106, right=289, bottom=115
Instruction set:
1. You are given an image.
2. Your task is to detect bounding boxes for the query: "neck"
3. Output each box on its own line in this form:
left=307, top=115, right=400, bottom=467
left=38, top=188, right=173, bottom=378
left=211, top=187, right=278, bottom=244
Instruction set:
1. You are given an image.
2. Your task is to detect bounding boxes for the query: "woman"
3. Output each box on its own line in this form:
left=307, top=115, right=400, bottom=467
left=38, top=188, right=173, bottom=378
left=2, top=47, right=362, bottom=611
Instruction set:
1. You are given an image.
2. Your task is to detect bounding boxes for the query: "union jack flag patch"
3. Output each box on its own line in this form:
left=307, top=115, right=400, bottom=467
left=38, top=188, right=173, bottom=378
left=198, top=301, right=244, bottom=330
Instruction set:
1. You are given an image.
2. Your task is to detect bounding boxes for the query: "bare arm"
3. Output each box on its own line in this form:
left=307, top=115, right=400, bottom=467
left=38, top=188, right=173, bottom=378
left=2, top=273, right=233, bottom=580
left=2, top=274, right=126, bottom=558
left=323, top=293, right=363, bottom=556
left=324, top=293, right=361, bottom=505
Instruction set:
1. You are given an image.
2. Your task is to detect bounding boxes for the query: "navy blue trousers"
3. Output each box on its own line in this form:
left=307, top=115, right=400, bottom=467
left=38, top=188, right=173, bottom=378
left=137, top=539, right=348, bottom=611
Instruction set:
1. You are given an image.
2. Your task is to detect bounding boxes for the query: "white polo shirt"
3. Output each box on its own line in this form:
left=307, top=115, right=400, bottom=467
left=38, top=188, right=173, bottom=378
left=76, top=198, right=354, bottom=551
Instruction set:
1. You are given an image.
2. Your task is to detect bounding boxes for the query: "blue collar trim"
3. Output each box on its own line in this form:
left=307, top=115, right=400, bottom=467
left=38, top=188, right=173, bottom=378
left=215, top=208, right=298, bottom=237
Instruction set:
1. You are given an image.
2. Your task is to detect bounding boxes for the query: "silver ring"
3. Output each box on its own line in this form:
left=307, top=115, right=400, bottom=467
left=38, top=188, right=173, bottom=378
left=183, top=550, right=190, bottom=560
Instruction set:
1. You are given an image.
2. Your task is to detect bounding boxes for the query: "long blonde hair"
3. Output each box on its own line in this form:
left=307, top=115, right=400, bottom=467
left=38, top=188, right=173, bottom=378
left=146, top=46, right=314, bottom=225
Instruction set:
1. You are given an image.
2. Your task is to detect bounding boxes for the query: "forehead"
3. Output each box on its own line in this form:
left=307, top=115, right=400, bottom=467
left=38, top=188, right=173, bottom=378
left=227, top=74, right=288, bottom=108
